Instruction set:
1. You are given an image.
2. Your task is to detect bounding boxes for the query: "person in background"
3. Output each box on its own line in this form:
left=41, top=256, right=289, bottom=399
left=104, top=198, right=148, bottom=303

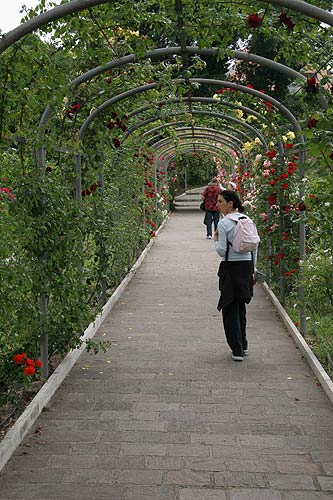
left=214, top=190, right=256, bottom=362
left=218, top=180, right=236, bottom=191
left=201, top=178, right=220, bottom=239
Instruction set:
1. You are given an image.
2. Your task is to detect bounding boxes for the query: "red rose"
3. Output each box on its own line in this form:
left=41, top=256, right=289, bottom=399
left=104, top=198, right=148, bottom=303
left=90, top=183, right=98, bottom=192
left=286, top=20, right=295, bottom=30
left=35, top=359, right=42, bottom=368
left=306, top=77, right=318, bottom=94
left=25, top=358, right=35, bottom=367
left=13, top=353, right=26, bottom=364
left=281, top=182, right=289, bottom=190
left=113, top=137, right=121, bottom=148
left=285, top=143, right=293, bottom=149
left=298, top=202, right=307, bottom=211
left=24, top=366, right=35, bottom=376
left=266, top=150, right=276, bottom=158
left=247, top=13, right=262, bottom=28
left=307, top=77, right=317, bottom=87
left=329, top=151, right=333, bottom=160
left=107, top=121, right=116, bottom=130
left=279, top=12, right=288, bottom=23
left=267, top=194, right=276, bottom=205
left=111, top=112, right=118, bottom=118
left=280, top=12, right=295, bottom=30
left=307, top=118, right=318, bottom=129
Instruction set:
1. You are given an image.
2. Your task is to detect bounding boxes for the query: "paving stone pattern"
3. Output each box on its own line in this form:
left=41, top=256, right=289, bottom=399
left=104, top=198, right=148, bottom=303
left=1, top=211, right=333, bottom=500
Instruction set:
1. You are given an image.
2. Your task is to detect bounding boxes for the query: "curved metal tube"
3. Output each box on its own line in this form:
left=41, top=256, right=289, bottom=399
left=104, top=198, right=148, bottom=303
left=122, top=108, right=268, bottom=149
left=138, top=119, right=257, bottom=144
left=151, top=133, right=247, bottom=167
left=150, top=132, right=244, bottom=159
left=1, top=2, right=331, bottom=55
left=157, top=142, right=235, bottom=166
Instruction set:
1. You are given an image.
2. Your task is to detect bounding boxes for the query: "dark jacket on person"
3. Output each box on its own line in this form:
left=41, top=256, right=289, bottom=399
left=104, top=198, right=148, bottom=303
left=217, top=260, right=253, bottom=311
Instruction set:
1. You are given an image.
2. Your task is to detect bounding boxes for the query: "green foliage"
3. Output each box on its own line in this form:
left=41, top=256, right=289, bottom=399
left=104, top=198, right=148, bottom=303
left=174, top=152, right=218, bottom=188
left=0, top=0, right=332, bottom=416
left=302, top=248, right=333, bottom=314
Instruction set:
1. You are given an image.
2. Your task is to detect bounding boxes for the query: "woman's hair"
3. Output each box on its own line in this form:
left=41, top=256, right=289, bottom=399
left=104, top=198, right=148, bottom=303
left=219, top=189, right=245, bottom=212
left=209, top=177, right=218, bottom=185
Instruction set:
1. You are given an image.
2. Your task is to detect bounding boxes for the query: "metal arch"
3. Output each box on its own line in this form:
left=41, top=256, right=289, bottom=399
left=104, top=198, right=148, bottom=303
left=149, top=133, right=245, bottom=163
left=150, top=134, right=247, bottom=168
left=152, top=127, right=245, bottom=148
left=147, top=129, right=246, bottom=159
left=138, top=121, right=253, bottom=155
left=75, top=77, right=298, bottom=150
left=139, top=120, right=258, bottom=144
left=259, top=0, right=333, bottom=24
left=156, top=142, right=236, bottom=166
left=190, top=110, right=268, bottom=149
left=123, top=96, right=274, bottom=140
left=161, top=145, right=232, bottom=161
left=159, top=147, right=234, bottom=167
left=190, top=79, right=303, bottom=140
left=78, top=83, right=158, bottom=140
left=128, top=97, right=271, bottom=126
left=38, top=44, right=310, bottom=147
left=121, top=109, right=268, bottom=149
left=1, top=0, right=331, bottom=54
left=70, top=47, right=307, bottom=89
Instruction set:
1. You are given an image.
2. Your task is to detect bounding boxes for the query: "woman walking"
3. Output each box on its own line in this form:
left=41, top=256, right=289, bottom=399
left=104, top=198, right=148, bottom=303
left=214, top=190, right=256, bottom=361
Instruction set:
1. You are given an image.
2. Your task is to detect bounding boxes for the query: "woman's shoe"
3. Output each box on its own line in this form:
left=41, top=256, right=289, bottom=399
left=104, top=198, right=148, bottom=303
left=232, top=354, right=243, bottom=362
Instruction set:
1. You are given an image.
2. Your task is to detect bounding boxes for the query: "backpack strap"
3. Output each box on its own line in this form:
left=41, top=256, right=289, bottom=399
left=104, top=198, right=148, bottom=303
left=225, top=240, right=230, bottom=261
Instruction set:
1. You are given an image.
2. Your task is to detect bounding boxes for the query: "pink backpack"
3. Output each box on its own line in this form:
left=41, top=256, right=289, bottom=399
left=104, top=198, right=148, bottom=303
left=226, top=213, right=260, bottom=252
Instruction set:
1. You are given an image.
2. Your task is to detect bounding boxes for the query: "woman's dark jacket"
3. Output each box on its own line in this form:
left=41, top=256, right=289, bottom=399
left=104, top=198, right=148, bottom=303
left=217, top=260, right=254, bottom=311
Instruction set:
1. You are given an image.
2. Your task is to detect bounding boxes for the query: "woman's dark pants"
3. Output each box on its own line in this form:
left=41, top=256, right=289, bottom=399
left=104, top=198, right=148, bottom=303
left=222, top=299, right=248, bottom=356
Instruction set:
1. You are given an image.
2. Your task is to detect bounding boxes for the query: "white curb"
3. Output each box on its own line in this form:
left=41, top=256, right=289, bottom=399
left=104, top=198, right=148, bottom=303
left=0, top=215, right=169, bottom=473
left=262, top=281, right=333, bottom=405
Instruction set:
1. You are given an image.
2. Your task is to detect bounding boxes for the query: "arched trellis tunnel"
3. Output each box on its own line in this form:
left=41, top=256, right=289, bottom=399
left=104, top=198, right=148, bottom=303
left=0, top=0, right=332, bottom=380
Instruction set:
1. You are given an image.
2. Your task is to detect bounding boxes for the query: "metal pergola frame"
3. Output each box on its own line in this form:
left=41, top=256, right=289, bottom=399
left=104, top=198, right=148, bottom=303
left=1, top=0, right=331, bottom=375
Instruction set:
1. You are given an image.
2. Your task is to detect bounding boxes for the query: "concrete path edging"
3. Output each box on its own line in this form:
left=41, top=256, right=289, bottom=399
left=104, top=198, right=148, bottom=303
left=262, top=281, right=333, bottom=405
left=0, top=215, right=169, bottom=473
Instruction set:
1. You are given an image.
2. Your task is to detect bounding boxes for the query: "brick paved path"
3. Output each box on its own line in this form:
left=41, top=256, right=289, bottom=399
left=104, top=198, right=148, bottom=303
left=1, top=210, right=333, bottom=500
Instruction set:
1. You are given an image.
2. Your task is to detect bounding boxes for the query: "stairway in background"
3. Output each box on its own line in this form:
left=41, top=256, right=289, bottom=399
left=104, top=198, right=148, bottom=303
left=174, top=186, right=206, bottom=210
